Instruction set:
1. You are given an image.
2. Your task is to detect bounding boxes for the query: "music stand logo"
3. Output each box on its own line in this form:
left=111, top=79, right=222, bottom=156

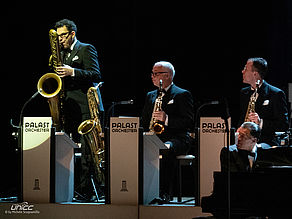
left=120, top=180, right=128, bottom=192
left=111, top=122, right=138, bottom=133
left=33, top=178, right=40, bottom=190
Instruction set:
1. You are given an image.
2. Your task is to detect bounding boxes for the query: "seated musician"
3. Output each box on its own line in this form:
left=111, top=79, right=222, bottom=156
left=220, top=122, right=271, bottom=172
left=203, top=122, right=271, bottom=217
left=141, top=61, right=194, bottom=201
left=202, top=122, right=292, bottom=218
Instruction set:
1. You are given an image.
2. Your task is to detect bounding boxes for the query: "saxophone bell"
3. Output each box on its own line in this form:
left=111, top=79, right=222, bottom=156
left=78, top=119, right=96, bottom=135
left=37, top=73, right=62, bottom=98
left=153, top=122, right=165, bottom=134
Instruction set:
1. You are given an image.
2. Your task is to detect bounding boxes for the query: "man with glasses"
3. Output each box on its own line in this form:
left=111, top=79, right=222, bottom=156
left=220, top=122, right=272, bottom=172
left=54, top=19, right=101, bottom=201
left=141, top=61, right=194, bottom=202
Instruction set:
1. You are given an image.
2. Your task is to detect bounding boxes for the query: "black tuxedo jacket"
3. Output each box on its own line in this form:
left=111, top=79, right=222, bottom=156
left=238, top=81, right=289, bottom=145
left=141, top=84, right=194, bottom=142
left=62, top=40, right=101, bottom=116
left=220, top=144, right=272, bottom=172
left=61, top=40, right=101, bottom=139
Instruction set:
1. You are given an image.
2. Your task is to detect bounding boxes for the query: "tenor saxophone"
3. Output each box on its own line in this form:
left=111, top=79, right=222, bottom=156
left=37, top=29, right=64, bottom=131
left=149, top=79, right=165, bottom=134
left=78, top=82, right=105, bottom=185
left=244, top=80, right=260, bottom=122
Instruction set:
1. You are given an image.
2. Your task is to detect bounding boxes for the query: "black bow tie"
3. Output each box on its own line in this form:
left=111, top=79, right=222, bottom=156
left=61, top=49, right=71, bottom=62
left=238, top=149, right=256, bottom=157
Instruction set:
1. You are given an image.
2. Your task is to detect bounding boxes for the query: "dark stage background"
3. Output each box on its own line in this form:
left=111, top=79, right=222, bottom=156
left=2, top=0, right=292, bottom=196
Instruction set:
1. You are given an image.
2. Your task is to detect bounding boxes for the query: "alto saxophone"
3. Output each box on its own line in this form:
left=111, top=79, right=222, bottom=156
left=78, top=82, right=105, bottom=185
left=244, top=80, right=260, bottom=122
left=37, top=29, right=64, bottom=131
left=149, top=79, right=165, bottom=134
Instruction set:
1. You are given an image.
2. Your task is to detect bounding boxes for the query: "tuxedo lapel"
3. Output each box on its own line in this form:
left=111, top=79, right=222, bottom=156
left=255, top=81, right=269, bottom=110
left=64, top=40, right=80, bottom=65
left=151, top=90, right=159, bottom=103
left=60, top=50, right=67, bottom=64
left=161, top=85, right=174, bottom=109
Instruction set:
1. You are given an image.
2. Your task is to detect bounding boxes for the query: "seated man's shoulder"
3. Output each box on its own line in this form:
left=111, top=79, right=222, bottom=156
left=228, top=144, right=238, bottom=152
left=221, top=144, right=238, bottom=153
left=257, top=143, right=272, bottom=150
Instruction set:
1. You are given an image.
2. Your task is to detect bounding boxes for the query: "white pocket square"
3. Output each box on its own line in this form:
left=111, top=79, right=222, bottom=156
left=167, top=99, right=174, bottom=104
left=263, top=100, right=269, bottom=105
left=72, top=56, right=79, bottom=61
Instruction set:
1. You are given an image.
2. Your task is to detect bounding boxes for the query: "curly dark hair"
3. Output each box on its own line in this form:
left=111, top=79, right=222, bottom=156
left=55, top=19, right=77, bottom=35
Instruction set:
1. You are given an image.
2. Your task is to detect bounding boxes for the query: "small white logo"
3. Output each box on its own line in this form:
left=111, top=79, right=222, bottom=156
left=5, top=202, right=40, bottom=215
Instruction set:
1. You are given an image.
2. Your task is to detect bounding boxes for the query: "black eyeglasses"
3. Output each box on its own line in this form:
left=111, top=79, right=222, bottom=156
left=151, top=72, right=168, bottom=77
left=58, top=32, right=71, bottom=39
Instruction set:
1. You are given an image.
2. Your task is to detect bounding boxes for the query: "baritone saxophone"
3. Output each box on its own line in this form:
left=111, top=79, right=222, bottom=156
left=78, top=82, right=105, bottom=184
left=37, top=29, right=64, bottom=131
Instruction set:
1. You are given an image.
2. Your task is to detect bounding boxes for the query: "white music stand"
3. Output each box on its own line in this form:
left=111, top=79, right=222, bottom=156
left=22, top=117, right=77, bottom=203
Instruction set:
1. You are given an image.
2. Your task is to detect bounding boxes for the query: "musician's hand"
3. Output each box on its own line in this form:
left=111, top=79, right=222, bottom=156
left=248, top=112, right=260, bottom=125
left=152, top=111, right=167, bottom=122
left=56, top=65, right=74, bottom=77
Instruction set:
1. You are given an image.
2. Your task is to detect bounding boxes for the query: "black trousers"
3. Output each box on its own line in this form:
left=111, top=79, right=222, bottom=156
left=64, top=110, right=97, bottom=198
left=159, top=135, right=192, bottom=197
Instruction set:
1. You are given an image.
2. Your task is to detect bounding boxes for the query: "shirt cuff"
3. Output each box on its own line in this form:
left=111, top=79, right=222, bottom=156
left=259, top=119, right=263, bottom=129
left=71, top=68, right=75, bottom=77
left=165, top=114, right=169, bottom=126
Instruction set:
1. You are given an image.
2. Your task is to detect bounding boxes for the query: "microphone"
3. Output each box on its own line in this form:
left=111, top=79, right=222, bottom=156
left=220, top=97, right=230, bottom=120
left=197, top=100, right=220, bottom=112
left=117, top=99, right=134, bottom=105
left=105, top=99, right=134, bottom=128
left=195, top=100, right=220, bottom=128
left=31, top=90, right=40, bottom=99
left=208, top=100, right=219, bottom=105
left=19, top=91, right=40, bottom=127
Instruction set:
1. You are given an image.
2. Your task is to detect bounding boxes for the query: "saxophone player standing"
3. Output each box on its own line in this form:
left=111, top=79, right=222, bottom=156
left=239, top=57, right=289, bottom=146
left=141, top=61, right=194, bottom=201
left=54, top=19, right=102, bottom=201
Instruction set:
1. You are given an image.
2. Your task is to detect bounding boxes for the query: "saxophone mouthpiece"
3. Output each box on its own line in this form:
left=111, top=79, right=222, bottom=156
left=159, top=79, right=163, bottom=91
left=256, top=80, right=261, bottom=85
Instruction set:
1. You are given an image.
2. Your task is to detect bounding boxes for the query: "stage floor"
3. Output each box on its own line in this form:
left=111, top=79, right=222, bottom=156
left=0, top=197, right=212, bottom=219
